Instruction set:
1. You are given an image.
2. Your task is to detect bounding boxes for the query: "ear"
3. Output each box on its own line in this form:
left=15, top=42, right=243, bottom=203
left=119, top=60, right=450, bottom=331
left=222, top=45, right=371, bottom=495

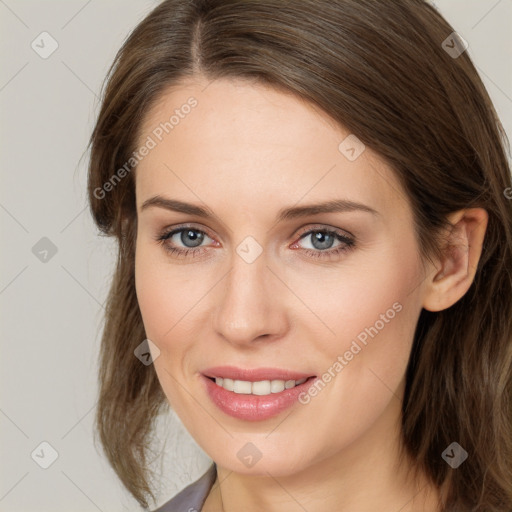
left=422, top=208, right=488, bottom=312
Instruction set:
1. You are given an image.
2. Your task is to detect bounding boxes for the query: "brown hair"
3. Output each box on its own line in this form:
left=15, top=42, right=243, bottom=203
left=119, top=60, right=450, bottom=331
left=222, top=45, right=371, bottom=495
left=87, top=0, right=512, bottom=509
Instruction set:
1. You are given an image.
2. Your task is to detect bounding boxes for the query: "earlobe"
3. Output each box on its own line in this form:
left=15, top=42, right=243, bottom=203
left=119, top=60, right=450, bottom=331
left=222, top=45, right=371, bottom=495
left=422, top=208, right=488, bottom=312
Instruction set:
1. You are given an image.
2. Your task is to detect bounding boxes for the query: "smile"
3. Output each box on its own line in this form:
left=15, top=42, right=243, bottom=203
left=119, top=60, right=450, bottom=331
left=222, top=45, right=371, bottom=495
left=201, top=368, right=318, bottom=421
left=210, top=377, right=308, bottom=395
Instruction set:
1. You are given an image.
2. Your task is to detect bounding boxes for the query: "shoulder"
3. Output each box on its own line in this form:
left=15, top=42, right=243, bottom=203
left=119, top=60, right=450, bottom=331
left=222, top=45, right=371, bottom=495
left=152, top=463, right=217, bottom=512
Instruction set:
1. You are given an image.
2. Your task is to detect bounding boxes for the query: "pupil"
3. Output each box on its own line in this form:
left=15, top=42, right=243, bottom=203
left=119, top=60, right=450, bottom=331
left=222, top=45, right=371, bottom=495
left=312, top=232, right=333, bottom=250
left=182, top=229, right=203, bottom=248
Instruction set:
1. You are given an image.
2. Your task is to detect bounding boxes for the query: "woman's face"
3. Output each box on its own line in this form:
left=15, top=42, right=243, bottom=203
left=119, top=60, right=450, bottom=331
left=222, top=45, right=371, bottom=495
left=134, top=76, right=431, bottom=476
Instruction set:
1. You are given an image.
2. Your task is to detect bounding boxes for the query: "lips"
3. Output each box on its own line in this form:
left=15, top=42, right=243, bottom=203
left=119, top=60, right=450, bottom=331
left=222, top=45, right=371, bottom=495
left=202, top=365, right=315, bottom=382
left=200, top=366, right=318, bottom=421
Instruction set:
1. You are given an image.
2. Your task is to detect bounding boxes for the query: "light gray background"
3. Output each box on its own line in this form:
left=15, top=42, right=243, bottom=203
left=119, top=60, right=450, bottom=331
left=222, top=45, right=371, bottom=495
left=1, top=1, right=511, bottom=511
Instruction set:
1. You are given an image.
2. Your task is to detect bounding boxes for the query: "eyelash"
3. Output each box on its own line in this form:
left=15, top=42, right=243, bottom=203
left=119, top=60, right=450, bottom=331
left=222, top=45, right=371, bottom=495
left=154, top=224, right=355, bottom=261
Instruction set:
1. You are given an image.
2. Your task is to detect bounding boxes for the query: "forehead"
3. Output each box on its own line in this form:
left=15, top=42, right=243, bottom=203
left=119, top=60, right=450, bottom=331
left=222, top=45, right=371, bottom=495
left=135, top=77, right=409, bottom=220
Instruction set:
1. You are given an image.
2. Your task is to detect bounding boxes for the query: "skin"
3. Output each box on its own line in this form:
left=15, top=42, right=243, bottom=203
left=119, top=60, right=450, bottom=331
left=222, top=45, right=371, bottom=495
left=133, top=75, right=488, bottom=512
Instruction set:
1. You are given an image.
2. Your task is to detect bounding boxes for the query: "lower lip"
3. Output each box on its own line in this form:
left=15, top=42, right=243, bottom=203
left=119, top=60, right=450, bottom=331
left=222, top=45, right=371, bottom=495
left=202, top=375, right=317, bottom=421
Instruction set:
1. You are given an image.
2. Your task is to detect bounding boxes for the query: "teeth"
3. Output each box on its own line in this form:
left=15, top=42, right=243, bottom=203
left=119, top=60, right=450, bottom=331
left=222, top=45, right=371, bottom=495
left=270, top=380, right=285, bottom=393
left=214, top=377, right=308, bottom=395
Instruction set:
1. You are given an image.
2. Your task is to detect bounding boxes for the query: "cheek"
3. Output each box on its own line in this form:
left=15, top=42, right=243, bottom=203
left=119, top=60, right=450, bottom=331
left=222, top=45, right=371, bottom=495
left=305, top=242, right=423, bottom=420
left=311, top=231, right=422, bottom=352
left=134, top=248, right=196, bottom=411
left=135, top=236, right=184, bottom=330
left=135, top=252, right=165, bottom=338
left=292, top=269, right=422, bottom=455
left=134, top=241, right=212, bottom=375
left=134, top=242, right=185, bottom=348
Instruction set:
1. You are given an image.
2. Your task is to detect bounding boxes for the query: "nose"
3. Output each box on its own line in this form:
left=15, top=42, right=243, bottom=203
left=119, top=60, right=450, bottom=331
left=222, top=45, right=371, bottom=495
left=212, top=247, right=289, bottom=348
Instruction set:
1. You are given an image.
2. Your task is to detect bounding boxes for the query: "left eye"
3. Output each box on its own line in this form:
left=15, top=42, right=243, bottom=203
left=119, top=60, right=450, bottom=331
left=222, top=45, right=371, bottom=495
left=296, top=229, right=345, bottom=251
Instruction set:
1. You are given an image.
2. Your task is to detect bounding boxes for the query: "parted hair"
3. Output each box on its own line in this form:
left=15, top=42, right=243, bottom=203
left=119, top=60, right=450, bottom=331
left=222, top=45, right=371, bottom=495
left=87, top=0, right=512, bottom=509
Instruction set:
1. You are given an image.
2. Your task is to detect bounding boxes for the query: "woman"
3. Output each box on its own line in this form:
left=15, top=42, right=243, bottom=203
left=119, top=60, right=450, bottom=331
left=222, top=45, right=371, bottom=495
left=87, top=1, right=512, bottom=510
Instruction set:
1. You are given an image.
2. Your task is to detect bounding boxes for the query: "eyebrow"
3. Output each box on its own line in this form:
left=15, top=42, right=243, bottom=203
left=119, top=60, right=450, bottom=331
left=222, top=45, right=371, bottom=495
left=140, top=195, right=379, bottom=221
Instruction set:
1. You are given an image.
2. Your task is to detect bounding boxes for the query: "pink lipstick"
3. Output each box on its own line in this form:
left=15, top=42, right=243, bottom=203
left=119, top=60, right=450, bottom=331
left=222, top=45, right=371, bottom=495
left=201, top=366, right=317, bottom=421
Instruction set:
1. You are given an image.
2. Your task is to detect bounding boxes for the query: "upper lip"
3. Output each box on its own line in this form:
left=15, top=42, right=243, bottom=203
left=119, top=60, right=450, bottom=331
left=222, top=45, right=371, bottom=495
left=202, top=366, right=315, bottom=382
